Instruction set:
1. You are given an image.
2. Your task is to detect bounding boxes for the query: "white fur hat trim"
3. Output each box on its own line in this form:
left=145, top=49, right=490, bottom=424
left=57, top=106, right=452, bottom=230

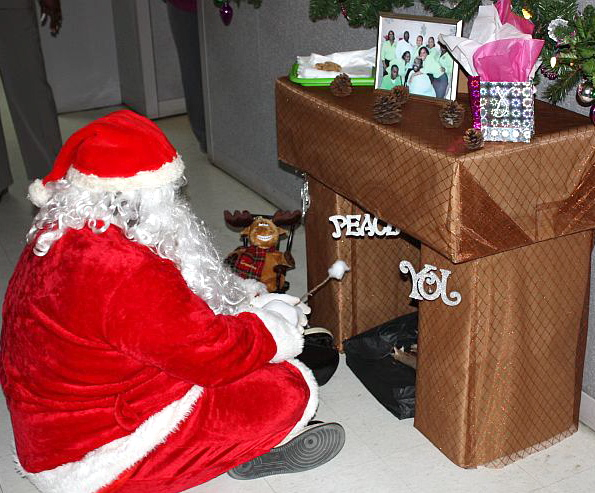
left=28, top=179, right=53, bottom=208
left=27, top=155, right=185, bottom=208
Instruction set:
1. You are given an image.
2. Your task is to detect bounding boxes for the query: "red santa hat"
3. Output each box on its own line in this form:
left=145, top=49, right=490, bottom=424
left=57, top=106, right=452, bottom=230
left=29, top=110, right=184, bottom=207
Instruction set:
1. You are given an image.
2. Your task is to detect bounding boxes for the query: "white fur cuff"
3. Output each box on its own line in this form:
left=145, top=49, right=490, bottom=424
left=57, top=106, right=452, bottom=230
left=247, top=308, right=304, bottom=363
left=277, top=359, right=319, bottom=445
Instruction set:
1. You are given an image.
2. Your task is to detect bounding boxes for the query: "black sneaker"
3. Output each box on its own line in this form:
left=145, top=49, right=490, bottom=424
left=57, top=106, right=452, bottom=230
left=227, top=422, right=345, bottom=480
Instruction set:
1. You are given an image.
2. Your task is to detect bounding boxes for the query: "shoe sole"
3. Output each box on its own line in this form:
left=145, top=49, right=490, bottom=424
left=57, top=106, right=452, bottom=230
left=227, top=422, right=345, bottom=480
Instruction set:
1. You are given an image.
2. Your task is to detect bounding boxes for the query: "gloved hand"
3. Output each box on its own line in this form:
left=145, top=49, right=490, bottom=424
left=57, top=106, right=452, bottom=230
left=250, top=293, right=311, bottom=327
left=260, top=300, right=305, bottom=333
left=243, top=294, right=307, bottom=362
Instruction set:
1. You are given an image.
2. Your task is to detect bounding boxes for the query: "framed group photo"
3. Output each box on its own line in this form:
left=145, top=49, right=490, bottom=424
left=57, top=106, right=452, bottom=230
left=375, top=13, right=462, bottom=101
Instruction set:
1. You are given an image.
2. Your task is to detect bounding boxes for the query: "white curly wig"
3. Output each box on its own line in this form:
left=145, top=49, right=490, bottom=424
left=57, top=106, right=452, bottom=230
left=27, top=177, right=263, bottom=315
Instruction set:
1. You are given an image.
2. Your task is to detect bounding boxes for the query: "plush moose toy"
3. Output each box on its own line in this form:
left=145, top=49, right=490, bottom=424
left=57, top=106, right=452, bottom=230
left=224, top=210, right=302, bottom=293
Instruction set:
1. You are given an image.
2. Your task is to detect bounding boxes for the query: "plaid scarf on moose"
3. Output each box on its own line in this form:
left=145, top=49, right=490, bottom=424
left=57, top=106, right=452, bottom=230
left=225, top=245, right=277, bottom=280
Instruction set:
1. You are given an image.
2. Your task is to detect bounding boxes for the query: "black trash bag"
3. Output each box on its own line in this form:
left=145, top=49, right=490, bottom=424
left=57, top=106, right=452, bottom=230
left=343, top=312, right=418, bottom=419
left=297, top=329, right=340, bottom=387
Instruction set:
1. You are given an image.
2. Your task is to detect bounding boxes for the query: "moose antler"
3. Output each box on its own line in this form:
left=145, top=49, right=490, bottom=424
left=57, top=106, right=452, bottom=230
left=224, top=210, right=254, bottom=228
left=272, top=210, right=302, bottom=227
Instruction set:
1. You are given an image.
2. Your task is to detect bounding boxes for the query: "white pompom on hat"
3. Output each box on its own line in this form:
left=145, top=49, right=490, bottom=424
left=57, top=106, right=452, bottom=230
left=28, top=110, right=185, bottom=207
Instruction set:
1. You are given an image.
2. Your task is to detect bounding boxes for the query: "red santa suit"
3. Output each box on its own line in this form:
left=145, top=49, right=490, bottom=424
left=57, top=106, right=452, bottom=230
left=0, top=110, right=317, bottom=493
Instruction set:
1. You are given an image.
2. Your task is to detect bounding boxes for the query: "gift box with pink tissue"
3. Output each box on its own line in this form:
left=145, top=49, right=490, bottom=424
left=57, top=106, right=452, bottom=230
left=439, top=0, right=544, bottom=143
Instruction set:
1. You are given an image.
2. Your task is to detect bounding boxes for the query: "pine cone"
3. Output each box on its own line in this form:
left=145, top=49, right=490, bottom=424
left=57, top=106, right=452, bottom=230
left=439, top=101, right=465, bottom=128
left=373, top=92, right=402, bottom=125
left=463, top=128, right=484, bottom=150
left=391, top=85, right=410, bottom=105
left=330, top=73, right=352, bottom=97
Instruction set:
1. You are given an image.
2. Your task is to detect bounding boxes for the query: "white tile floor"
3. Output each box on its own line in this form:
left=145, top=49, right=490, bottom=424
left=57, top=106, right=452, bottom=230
left=2, top=103, right=595, bottom=493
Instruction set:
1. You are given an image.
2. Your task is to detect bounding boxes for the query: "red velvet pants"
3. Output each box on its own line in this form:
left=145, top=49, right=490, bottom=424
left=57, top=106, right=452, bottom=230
left=101, top=362, right=310, bottom=493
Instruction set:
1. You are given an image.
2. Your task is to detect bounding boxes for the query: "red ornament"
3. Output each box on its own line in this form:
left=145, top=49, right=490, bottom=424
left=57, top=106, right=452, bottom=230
left=340, top=3, right=349, bottom=20
left=539, top=65, right=558, bottom=80
left=220, top=1, right=233, bottom=25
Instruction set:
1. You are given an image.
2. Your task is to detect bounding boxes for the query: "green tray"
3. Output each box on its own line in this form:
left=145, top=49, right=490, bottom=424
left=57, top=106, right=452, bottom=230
left=289, top=63, right=375, bottom=87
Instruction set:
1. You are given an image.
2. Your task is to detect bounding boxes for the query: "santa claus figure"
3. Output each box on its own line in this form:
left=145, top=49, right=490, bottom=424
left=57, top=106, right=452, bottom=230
left=0, top=110, right=345, bottom=493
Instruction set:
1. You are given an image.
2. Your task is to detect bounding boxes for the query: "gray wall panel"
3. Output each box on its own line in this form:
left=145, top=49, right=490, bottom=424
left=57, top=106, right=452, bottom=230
left=112, top=0, right=148, bottom=114
left=112, top=0, right=185, bottom=117
left=149, top=0, right=185, bottom=103
left=201, top=1, right=426, bottom=210
left=203, top=1, right=282, bottom=206
left=40, top=0, right=120, bottom=112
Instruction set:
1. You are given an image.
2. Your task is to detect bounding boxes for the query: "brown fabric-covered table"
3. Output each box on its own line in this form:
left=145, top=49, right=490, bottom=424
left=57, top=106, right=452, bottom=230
left=276, top=77, right=595, bottom=468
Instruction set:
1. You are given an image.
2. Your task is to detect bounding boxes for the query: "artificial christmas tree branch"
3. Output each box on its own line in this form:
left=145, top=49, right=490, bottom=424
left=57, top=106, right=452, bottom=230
left=420, top=0, right=482, bottom=22
left=544, top=68, right=582, bottom=104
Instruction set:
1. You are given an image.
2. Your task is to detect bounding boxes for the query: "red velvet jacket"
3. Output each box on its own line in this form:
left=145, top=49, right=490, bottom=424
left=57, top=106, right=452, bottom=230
left=0, top=226, right=279, bottom=473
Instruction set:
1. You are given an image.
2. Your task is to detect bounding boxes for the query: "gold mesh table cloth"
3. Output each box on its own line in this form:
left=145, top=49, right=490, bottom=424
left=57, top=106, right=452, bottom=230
left=276, top=77, right=595, bottom=468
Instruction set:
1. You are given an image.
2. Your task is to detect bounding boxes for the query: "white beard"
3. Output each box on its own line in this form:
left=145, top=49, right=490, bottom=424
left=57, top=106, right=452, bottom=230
left=28, top=179, right=258, bottom=314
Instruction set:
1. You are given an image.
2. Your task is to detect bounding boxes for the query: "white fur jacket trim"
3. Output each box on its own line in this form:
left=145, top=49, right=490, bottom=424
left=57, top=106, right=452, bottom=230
left=16, top=385, right=202, bottom=493
left=246, top=308, right=304, bottom=363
